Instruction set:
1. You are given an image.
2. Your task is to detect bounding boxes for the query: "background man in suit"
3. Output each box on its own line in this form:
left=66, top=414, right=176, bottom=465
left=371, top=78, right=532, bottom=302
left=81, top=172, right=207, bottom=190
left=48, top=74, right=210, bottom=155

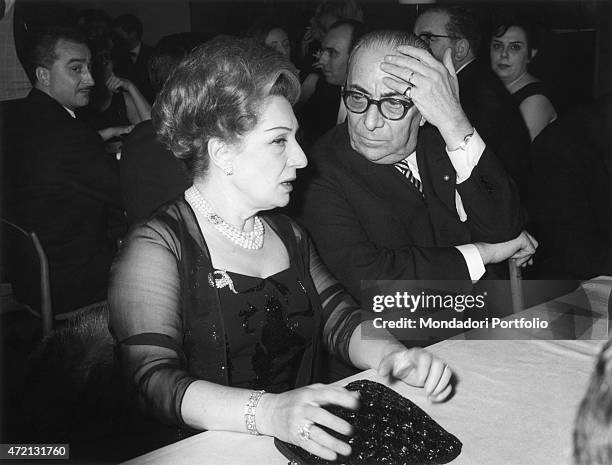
left=112, top=13, right=154, bottom=103
left=299, top=30, right=536, bottom=301
left=120, top=33, right=197, bottom=226
left=413, top=6, right=530, bottom=193
left=5, top=26, right=123, bottom=314
left=298, top=19, right=365, bottom=149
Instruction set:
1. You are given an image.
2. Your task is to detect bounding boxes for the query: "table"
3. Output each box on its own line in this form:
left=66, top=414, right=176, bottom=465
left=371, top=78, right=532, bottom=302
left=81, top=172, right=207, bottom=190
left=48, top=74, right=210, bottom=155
left=122, top=278, right=611, bottom=465
left=450, top=276, right=611, bottom=341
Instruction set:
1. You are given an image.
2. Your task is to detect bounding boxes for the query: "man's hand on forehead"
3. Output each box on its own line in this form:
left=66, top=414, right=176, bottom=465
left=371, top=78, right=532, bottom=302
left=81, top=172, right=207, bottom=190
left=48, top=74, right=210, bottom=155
left=344, top=39, right=469, bottom=148
left=379, top=45, right=457, bottom=97
left=379, top=46, right=470, bottom=147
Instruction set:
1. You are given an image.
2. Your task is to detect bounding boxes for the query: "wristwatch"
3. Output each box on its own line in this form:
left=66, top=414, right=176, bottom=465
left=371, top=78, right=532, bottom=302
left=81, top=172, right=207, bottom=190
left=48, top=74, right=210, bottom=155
left=448, top=128, right=475, bottom=151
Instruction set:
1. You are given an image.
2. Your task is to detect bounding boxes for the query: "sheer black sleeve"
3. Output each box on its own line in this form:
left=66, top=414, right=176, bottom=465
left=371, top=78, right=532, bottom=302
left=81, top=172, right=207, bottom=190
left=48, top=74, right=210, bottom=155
left=108, top=220, right=197, bottom=427
left=295, top=224, right=362, bottom=366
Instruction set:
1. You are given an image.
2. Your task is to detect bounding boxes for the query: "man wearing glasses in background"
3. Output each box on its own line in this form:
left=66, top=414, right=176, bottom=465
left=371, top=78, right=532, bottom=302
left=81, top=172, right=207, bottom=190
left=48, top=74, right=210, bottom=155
left=413, top=6, right=530, bottom=193
left=298, top=30, right=536, bottom=303
left=298, top=19, right=366, bottom=149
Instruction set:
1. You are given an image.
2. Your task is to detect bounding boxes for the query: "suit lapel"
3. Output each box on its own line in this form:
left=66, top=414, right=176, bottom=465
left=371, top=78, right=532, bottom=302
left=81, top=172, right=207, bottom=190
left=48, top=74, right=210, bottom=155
left=334, top=128, right=428, bottom=227
left=344, top=138, right=422, bottom=194
left=416, top=126, right=456, bottom=208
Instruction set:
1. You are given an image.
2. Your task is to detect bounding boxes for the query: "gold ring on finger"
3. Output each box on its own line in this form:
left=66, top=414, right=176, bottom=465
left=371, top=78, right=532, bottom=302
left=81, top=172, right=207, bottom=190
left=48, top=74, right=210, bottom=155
left=403, top=85, right=412, bottom=99
left=408, top=70, right=415, bottom=85
left=297, top=422, right=312, bottom=441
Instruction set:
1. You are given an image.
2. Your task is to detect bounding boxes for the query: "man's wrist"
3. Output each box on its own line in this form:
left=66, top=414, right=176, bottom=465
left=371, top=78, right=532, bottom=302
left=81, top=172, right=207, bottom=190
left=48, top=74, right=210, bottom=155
left=447, top=128, right=475, bottom=152
left=439, top=116, right=473, bottom=150
left=473, top=242, right=489, bottom=265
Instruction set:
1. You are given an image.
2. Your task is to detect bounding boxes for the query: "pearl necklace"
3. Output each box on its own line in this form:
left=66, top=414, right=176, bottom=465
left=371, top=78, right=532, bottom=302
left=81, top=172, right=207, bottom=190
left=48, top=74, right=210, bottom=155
left=185, top=186, right=265, bottom=250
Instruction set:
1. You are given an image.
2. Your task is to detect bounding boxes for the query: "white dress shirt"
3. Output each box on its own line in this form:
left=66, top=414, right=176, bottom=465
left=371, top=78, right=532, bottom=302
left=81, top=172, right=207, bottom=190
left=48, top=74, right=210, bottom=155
left=399, top=129, right=487, bottom=281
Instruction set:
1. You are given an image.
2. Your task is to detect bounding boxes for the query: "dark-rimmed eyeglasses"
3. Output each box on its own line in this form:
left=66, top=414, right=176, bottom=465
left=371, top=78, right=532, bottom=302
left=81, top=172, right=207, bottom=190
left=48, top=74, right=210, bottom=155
left=342, top=90, right=414, bottom=121
left=418, top=33, right=460, bottom=44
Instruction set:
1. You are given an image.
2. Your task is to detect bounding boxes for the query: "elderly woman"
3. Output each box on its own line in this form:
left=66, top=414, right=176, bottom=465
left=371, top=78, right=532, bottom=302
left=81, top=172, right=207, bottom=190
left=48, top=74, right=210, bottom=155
left=490, top=18, right=557, bottom=141
left=109, top=36, right=452, bottom=461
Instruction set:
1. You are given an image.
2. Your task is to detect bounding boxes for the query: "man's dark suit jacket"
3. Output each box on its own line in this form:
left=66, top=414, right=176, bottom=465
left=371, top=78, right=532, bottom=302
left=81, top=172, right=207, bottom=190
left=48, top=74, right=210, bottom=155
left=5, top=89, right=124, bottom=313
left=120, top=120, right=190, bottom=226
left=297, top=78, right=342, bottom=151
left=113, top=43, right=155, bottom=104
left=458, top=61, right=530, bottom=195
left=132, top=43, right=154, bottom=103
left=527, top=106, right=612, bottom=280
left=298, top=123, right=522, bottom=300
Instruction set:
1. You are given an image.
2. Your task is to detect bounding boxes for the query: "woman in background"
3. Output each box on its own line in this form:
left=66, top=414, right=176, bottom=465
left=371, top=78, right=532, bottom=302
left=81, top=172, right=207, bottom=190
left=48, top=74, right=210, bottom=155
left=490, top=18, right=557, bottom=141
left=83, top=37, right=151, bottom=129
left=78, top=36, right=151, bottom=154
left=109, top=36, right=452, bottom=461
left=249, top=23, right=292, bottom=59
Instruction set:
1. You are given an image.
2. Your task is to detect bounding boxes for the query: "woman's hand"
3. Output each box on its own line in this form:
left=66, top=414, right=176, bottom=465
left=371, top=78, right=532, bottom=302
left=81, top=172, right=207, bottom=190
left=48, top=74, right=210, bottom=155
left=105, top=73, right=133, bottom=94
left=98, top=125, right=134, bottom=141
left=377, top=348, right=453, bottom=402
left=257, top=384, right=360, bottom=461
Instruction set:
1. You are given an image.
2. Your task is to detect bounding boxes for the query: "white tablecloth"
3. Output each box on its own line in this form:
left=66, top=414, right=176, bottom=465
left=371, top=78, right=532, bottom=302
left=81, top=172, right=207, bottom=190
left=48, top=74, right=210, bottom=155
left=123, top=277, right=611, bottom=465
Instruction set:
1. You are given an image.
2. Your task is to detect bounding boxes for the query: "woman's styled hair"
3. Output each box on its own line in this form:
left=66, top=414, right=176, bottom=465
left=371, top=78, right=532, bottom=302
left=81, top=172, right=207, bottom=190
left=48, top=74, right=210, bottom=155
left=153, top=35, right=300, bottom=178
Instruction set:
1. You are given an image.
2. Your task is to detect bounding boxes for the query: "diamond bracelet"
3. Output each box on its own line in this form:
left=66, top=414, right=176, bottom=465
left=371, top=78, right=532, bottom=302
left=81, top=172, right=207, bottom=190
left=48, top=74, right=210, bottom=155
left=245, top=390, right=266, bottom=435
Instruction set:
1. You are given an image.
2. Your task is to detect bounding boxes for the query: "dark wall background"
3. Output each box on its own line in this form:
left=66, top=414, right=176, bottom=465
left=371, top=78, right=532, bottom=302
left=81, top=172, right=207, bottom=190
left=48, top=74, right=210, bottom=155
left=189, top=0, right=611, bottom=115
left=11, top=0, right=611, bottom=116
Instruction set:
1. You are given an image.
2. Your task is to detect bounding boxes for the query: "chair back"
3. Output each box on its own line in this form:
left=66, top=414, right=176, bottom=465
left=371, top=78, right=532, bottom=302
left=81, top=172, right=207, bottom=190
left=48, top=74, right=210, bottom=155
left=508, top=258, right=525, bottom=313
left=1, top=217, right=53, bottom=336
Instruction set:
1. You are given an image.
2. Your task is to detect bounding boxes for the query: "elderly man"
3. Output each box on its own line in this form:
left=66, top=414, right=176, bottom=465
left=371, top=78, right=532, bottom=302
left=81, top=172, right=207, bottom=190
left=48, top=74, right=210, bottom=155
left=5, top=26, right=123, bottom=314
left=413, top=6, right=530, bottom=191
left=298, top=30, right=536, bottom=301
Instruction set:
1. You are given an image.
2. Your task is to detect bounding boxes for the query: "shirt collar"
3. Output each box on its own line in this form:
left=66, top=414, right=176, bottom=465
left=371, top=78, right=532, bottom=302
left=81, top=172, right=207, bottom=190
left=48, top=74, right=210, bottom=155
left=398, top=151, right=417, bottom=162
left=130, top=42, right=142, bottom=57
left=455, top=57, right=476, bottom=74
left=63, top=106, right=76, bottom=118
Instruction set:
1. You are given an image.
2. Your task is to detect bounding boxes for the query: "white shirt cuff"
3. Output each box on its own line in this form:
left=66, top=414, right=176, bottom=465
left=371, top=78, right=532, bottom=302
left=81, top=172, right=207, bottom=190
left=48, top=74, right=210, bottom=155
left=455, top=244, right=486, bottom=282
left=446, top=129, right=485, bottom=184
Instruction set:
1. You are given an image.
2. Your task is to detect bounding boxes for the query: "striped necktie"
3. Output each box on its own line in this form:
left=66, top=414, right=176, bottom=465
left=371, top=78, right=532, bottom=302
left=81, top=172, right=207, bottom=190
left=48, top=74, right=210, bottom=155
left=394, top=159, right=423, bottom=195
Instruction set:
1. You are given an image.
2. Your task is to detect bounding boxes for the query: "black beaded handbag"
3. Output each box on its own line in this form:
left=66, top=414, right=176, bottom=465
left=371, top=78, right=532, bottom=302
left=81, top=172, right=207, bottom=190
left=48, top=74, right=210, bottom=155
left=274, top=380, right=462, bottom=465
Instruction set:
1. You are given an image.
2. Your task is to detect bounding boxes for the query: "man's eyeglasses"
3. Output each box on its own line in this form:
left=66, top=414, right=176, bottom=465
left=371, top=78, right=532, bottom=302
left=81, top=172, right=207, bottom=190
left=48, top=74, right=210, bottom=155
left=314, top=48, right=340, bottom=60
left=342, top=90, right=414, bottom=121
left=418, top=33, right=460, bottom=44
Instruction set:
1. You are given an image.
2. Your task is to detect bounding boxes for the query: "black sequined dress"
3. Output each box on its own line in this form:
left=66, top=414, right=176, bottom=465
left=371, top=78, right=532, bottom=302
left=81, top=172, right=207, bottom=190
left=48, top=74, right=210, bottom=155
left=216, top=268, right=315, bottom=392
left=109, top=198, right=362, bottom=433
